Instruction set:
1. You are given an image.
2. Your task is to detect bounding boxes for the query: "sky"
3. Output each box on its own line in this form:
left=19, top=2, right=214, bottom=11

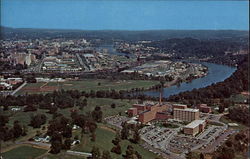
left=1, top=0, right=249, bottom=30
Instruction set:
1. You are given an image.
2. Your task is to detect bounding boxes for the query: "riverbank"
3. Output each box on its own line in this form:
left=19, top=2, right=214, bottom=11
left=144, top=62, right=236, bottom=98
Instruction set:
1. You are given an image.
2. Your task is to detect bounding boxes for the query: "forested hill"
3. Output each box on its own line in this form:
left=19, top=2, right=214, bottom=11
left=167, top=56, right=249, bottom=105
left=143, top=38, right=248, bottom=59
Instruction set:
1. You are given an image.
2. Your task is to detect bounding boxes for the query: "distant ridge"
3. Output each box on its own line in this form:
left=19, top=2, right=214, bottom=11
left=1, top=26, right=249, bottom=41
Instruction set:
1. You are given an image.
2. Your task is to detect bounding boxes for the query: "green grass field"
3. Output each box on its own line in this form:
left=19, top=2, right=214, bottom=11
left=16, top=79, right=159, bottom=95
left=2, top=146, right=47, bottom=159
left=4, top=98, right=135, bottom=127
left=220, top=116, right=247, bottom=130
left=72, top=126, right=158, bottom=159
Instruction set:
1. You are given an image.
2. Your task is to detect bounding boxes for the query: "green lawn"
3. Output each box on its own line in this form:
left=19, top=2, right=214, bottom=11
left=16, top=79, right=159, bottom=95
left=56, top=98, right=137, bottom=118
left=229, top=94, right=248, bottom=104
left=220, top=116, right=247, bottom=130
left=2, top=146, right=47, bottom=159
left=72, top=126, right=158, bottom=159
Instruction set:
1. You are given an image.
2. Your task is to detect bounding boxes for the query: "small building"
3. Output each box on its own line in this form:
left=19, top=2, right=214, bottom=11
left=183, top=120, right=206, bottom=136
left=197, top=104, right=212, bottom=113
left=128, top=108, right=138, bottom=117
left=172, top=104, right=187, bottom=110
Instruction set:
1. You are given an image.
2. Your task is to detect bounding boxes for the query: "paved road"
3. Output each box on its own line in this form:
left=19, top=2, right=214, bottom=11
left=67, top=150, right=92, bottom=157
left=11, top=82, right=27, bottom=96
left=21, top=141, right=51, bottom=149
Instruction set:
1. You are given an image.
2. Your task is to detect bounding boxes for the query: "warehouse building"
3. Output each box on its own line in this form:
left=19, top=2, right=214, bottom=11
left=183, top=120, right=206, bottom=136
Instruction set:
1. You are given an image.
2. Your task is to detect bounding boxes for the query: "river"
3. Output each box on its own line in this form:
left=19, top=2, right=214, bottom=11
left=97, top=44, right=237, bottom=98
left=96, top=44, right=135, bottom=57
left=144, top=62, right=236, bottom=98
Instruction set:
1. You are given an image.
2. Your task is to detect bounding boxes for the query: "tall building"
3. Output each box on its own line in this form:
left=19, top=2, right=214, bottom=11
left=173, top=108, right=199, bottom=122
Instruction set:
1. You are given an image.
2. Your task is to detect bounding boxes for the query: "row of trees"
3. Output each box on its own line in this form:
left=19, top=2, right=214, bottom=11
left=0, top=83, right=162, bottom=110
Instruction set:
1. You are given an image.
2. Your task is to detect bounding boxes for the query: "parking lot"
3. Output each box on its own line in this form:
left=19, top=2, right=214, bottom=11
left=197, top=125, right=224, bottom=141
left=140, top=125, right=178, bottom=152
left=105, top=113, right=232, bottom=157
left=169, top=135, right=206, bottom=154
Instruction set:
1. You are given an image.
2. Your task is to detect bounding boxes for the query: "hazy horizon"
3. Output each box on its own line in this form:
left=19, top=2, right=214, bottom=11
left=1, top=0, right=249, bottom=30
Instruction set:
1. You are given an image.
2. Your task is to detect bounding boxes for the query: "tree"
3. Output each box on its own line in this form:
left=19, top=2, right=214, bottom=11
left=13, top=120, right=23, bottom=138
left=186, top=152, right=200, bottom=159
left=50, top=133, right=62, bottom=154
left=132, top=128, right=140, bottom=144
left=0, top=115, right=9, bottom=127
left=29, top=114, right=47, bottom=128
left=79, top=98, right=87, bottom=110
left=111, top=130, right=122, bottom=155
left=91, top=132, right=96, bottom=142
left=135, top=151, right=142, bottom=159
left=111, top=103, right=116, bottom=109
left=112, top=133, right=121, bottom=145
left=160, top=80, right=165, bottom=88
left=63, top=138, right=71, bottom=150
left=91, top=106, right=103, bottom=123
left=91, top=146, right=101, bottom=159
left=121, top=123, right=129, bottom=140
left=124, top=145, right=135, bottom=159
left=62, top=125, right=72, bottom=138
left=48, top=106, right=58, bottom=114
left=3, top=105, right=8, bottom=111
left=218, top=105, right=225, bottom=113
left=200, top=153, right=204, bottom=159
left=101, top=150, right=111, bottom=159
left=111, top=144, right=122, bottom=155
left=23, top=104, right=37, bottom=112
left=50, top=140, right=62, bottom=154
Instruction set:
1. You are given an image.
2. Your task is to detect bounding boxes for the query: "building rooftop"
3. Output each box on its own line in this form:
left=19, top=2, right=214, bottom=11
left=184, top=120, right=206, bottom=129
left=128, top=108, right=137, bottom=110
left=174, top=108, right=199, bottom=112
left=173, top=104, right=187, bottom=106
